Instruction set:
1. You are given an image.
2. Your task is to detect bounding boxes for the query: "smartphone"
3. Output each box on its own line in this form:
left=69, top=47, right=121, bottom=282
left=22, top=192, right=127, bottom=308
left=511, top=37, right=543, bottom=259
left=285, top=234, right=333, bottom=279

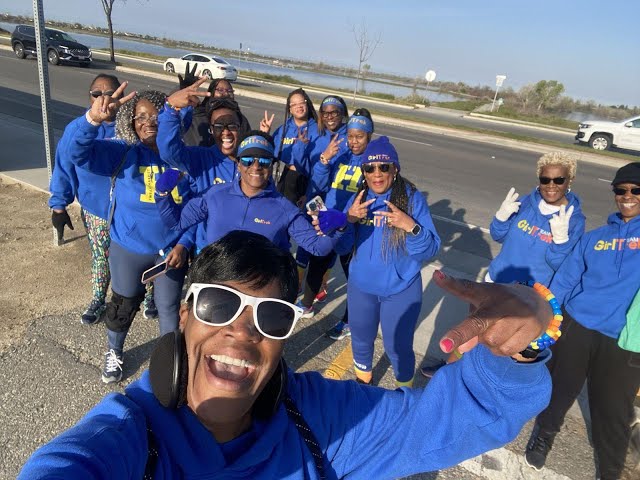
left=305, top=195, right=327, bottom=216
left=141, top=260, right=170, bottom=284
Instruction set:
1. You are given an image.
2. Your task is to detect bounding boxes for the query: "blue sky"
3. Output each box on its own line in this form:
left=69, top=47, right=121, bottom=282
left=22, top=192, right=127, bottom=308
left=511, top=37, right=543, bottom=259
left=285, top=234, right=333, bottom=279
left=2, top=0, right=638, bottom=106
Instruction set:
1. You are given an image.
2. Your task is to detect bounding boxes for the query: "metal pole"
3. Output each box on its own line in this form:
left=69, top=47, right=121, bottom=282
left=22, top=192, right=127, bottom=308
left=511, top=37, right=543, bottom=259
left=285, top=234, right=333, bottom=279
left=33, top=0, right=58, bottom=245
left=491, top=85, right=500, bottom=112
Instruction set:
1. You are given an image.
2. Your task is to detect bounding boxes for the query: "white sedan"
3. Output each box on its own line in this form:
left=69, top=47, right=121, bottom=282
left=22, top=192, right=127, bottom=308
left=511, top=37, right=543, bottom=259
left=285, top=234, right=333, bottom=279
left=163, top=53, right=238, bottom=81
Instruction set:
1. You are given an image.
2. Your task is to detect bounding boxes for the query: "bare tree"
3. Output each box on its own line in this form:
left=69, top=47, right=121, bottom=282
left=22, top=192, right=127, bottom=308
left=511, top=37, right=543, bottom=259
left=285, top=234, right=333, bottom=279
left=100, top=0, right=123, bottom=62
left=351, top=20, right=382, bottom=104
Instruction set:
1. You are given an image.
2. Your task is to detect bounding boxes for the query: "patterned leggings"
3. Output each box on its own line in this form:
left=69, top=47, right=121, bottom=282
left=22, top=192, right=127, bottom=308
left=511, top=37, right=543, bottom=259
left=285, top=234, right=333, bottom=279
left=81, top=209, right=111, bottom=303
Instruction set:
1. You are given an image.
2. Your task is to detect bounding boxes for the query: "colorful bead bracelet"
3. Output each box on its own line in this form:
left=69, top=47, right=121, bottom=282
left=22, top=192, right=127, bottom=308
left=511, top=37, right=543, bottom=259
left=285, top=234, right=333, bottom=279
left=519, top=281, right=563, bottom=359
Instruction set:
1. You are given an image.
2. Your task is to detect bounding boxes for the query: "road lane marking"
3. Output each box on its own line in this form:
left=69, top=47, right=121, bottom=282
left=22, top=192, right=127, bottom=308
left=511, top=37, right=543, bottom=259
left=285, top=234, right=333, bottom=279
left=432, top=214, right=491, bottom=234
left=598, top=178, right=612, bottom=183
left=385, top=134, right=433, bottom=147
left=323, top=343, right=353, bottom=380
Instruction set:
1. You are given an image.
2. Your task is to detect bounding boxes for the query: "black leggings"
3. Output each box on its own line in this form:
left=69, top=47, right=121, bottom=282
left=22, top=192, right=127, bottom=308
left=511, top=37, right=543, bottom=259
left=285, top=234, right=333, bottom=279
left=306, top=252, right=352, bottom=323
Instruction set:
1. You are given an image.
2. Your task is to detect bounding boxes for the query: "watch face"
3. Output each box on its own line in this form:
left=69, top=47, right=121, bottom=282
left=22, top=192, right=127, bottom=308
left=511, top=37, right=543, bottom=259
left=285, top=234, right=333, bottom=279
left=411, top=224, right=421, bottom=235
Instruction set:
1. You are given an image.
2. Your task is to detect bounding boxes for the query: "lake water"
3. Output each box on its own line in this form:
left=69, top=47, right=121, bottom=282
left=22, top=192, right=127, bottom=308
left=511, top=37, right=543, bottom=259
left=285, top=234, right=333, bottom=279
left=0, top=21, right=459, bottom=102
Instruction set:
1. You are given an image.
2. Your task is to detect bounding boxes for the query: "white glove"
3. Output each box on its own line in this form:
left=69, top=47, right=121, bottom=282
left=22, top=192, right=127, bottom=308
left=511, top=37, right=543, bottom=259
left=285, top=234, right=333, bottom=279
left=495, top=187, right=521, bottom=222
left=549, top=204, right=574, bottom=244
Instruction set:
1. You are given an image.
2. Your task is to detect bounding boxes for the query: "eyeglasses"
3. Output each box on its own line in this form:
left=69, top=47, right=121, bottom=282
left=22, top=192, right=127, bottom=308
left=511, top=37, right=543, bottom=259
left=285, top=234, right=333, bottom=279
left=613, top=186, right=640, bottom=195
left=186, top=283, right=302, bottom=340
left=210, top=123, right=240, bottom=134
left=214, top=88, right=234, bottom=96
left=89, top=89, right=115, bottom=98
left=539, top=176, right=566, bottom=185
left=290, top=101, right=307, bottom=109
left=362, top=163, right=392, bottom=174
left=239, top=157, right=273, bottom=168
left=133, top=114, right=159, bottom=124
left=321, top=110, right=342, bottom=119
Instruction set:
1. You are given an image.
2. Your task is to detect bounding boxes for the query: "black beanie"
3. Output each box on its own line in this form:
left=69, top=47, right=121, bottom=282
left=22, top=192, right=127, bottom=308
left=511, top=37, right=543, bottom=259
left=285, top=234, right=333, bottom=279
left=611, top=162, right=640, bottom=186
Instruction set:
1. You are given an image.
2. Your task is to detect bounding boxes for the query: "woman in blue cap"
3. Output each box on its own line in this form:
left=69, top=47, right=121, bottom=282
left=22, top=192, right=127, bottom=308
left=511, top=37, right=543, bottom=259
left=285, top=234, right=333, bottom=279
left=326, top=136, right=441, bottom=386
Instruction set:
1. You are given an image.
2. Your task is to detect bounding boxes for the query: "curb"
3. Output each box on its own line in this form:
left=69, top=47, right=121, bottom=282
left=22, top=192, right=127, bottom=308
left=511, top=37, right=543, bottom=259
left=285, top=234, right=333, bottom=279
left=467, top=112, right=576, bottom=134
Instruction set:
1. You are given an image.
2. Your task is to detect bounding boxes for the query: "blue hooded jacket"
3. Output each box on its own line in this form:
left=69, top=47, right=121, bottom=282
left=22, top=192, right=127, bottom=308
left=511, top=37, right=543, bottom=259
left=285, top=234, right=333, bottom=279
left=550, top=213, right=640, bottom=338
left=310, top=150, right=364, bottom=210
left=338, top=186, right=440, bottom=297
left=288, top=123, right=348, bottom=181
left=157, top=178, right=341, bottom=255
left=48, top=121, right=115, bottom=219
left=61, top=114, right=195, bottom=255
left=18, top=345, right=551, bottom=480
left=272, top=117, right=320, bottom=170
left=488, top=188, right=586, bottom=285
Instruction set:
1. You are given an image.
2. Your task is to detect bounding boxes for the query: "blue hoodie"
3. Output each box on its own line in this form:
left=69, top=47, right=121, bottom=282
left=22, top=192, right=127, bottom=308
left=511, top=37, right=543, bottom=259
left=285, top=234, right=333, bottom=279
left=489, top=188, right=585, bottom=285
left=550, top=213, right=640, bottom=338
left=48, top=121, right=115, bottom=219
left=310, top=150, right=364, bottom=210
left=157, top=106, right=238, bottom=250
left=62, top=114, right=195, bottom=255
left=288, top=123, right=348, bottom=180
left=18, top=345, right=551, bottom=480
left=338, top=186, right=440, bottom=297
left=272, top=117, right=320, bottom=170
left=157, top=178, right=341, bottom=255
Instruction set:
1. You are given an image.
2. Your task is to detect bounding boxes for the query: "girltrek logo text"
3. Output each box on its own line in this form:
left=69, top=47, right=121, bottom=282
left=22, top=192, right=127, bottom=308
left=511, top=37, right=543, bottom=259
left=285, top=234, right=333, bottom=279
left=594, top=237, right=640, bottom=251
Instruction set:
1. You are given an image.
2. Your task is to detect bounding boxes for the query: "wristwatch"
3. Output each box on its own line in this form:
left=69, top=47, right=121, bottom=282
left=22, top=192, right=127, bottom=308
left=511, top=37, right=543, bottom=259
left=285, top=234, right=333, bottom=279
left=319, top=154, right=328, bottom=165
left=409, top=223, right=421, bottom=236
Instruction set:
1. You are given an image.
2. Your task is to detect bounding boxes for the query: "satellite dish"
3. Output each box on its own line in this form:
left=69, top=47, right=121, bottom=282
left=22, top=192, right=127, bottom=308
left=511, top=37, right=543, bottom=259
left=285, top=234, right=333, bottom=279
left=425, top=70, right=436, bottom=82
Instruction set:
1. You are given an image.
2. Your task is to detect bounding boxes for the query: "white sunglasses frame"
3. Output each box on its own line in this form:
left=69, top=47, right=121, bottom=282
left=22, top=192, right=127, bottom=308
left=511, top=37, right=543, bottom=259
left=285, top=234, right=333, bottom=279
left=185, top=283, right=303, bottom=340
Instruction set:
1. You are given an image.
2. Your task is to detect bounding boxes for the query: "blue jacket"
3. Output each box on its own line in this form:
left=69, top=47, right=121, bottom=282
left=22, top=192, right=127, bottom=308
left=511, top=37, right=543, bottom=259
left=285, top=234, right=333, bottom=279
left=18, top=345, right=551, bottom=480
left=157, top=179, right=341, bottom=255
left=550, top=213, right=640, bottom=338
left=338, top=186, right=440, bottom=297
left=157, top=106, right=238, bottom=250
left=272, top=117, right=320, bottom=170
left=48, top=121, right=115, bottom=219
left=62, top=115, right=195, bottom=255
left=289, top=123, right=348, bottom=180
left=488, top=188, right=585, bottom=286
left=310, top=150, right=364, bottom=210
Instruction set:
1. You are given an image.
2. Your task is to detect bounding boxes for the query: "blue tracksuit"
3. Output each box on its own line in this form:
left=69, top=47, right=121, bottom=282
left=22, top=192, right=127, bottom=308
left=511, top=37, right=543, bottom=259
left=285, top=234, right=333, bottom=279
left=62, top=115, right=195, bottom=255
left=550, top=213, right=640, bottom=339
left=157, top=179, right=342, bottom=256
left=18, top=346, right=551, bottom=480
left=157, top=106, right=238, bottom=250
left=48, top=120, right=115, bottom=218
left=488, top=188, right=585, bottom=285
left=310, top=150, right=364, bottom=210
left=272, top=117, right=320, bottom=170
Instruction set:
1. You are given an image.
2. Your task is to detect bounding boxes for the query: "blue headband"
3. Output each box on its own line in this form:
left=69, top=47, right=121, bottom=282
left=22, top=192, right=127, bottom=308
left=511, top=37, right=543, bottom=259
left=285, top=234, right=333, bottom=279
left=347, top=115, right=373, bottom=133
left=237, top=135, right=275, bottom=159
left=321, top=97, right=344, bottom=112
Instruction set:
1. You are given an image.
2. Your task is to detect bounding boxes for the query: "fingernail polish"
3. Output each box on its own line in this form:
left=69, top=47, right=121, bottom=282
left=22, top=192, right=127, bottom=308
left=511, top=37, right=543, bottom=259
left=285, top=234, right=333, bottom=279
left=441, top=338, right=454, bottom=353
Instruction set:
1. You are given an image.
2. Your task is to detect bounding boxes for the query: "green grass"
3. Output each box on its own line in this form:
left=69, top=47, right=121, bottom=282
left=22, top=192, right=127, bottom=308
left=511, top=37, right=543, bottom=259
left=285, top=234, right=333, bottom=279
left=114, top=49, right=163, bottom=61
left=436, top=99, right=486, bottom=111
left=244, top=71, right=302, bottom=85
left=483, top=107, right=578, bottom=130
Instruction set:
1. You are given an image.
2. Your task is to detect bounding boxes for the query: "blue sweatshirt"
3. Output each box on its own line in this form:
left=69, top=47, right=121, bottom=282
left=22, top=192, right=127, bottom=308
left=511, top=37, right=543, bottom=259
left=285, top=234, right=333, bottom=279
left=289, top=123, right=348, bottom=180
left=62, top=115, right=195, bottom=255
left=550, top=213, right=640, bottom=338
left=272, top=117, right=320, bottom=169
left=157, top=178, right=341, bottom=256
left=157, top=106, right=238, bottom=250
left=310, top=150, right=364, bottom=210
left=338, top=186, right=440, bottom=297
left=48, top=121, right=115, bottom=219
left=488, top=188, right=585, bottom=286
left=18, top=345, right=551, bottom=480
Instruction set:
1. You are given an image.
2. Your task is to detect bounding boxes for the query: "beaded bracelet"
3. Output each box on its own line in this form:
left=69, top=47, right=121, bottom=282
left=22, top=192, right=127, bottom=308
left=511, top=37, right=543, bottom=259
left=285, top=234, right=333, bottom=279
left=519, top=281, right=563, bottom=359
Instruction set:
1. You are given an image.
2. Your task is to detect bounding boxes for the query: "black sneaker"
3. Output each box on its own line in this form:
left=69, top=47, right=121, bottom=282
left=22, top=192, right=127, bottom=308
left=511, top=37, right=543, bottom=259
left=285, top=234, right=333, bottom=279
left=420, top=359, right=446, bottom=378
left=81, top=299, right=106, bottom=325
left=143, top=297, right=158, bottom=320
left=525, top=428, right=555, bottom=471
left=101, top=349, right=123, bottom=384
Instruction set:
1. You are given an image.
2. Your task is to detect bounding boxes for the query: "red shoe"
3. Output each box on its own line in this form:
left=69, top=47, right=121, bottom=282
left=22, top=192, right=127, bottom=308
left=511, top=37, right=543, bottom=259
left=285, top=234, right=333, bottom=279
left=314, top=287, right=328, bottom=303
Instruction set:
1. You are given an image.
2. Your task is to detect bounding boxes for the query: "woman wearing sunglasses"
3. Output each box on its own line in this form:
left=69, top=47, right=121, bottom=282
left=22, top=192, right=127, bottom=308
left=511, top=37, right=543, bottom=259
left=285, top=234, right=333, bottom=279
left=155, top=131, right=344, bottom=257
left=524, top=162, right=640, bottom=478
left=326, top=136, right=440, bottom=387
left=61, top=86, right=196, bottom=385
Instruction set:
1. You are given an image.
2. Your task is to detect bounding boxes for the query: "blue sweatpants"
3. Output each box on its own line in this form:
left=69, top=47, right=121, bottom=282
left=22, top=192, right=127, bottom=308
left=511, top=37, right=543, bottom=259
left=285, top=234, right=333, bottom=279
left=107, top=241, right=188, bottom=354
left=348, top=274, right=423, bottom=383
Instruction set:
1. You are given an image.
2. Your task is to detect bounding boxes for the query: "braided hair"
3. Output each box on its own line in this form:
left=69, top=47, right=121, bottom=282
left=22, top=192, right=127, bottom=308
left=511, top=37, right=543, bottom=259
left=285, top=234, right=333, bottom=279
left=317, top=95, right=349, bottom=133
left=355, top=173, right=418, bottom=261
left=115, top=90, right=166, bottom=145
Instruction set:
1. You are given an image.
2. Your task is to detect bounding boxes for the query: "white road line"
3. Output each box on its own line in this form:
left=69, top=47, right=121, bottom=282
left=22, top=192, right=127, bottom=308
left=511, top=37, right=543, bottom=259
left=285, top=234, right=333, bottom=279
left=385, top=134, right=433, bottom=147
left=598, top=178, right=611, bottom=183
left=460, top=447, right=572, bottom=480
left=432, top=214, right=491, bottom=234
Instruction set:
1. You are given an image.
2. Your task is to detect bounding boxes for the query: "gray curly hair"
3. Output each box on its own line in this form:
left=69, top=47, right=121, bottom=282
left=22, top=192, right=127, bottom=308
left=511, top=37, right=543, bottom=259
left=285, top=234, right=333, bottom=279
left=536, top=151, right=577, bottom=181
left=115, top=90, right=166, bottom=145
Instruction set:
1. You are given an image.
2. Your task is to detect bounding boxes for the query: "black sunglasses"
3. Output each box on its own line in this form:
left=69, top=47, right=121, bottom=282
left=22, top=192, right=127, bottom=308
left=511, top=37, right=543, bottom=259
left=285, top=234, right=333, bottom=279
left=363, top=163, right=392, bottom=174
left=89, top=89, right=115, bottom=98
left=239, top=156, right=273, bottom=168
left=210, top=123, right=240, bottom=134
left=539, top=176, right=566, bottom=185
left=186, top=283, right=302, bottom=340
left=613, top=186, right=640, bottom=195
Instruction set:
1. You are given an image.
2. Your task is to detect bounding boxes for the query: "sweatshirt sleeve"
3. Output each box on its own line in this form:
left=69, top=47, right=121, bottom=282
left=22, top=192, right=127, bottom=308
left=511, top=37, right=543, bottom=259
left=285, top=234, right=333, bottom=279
left=17, top=394, right=148, bottom=480
left=549, top=234, right=589, bottom=305
left=316, top=345, right=552, bottom=479
left=405, top=191, right=440, bottom=261
left=287, top=209, right=341, bottom=257
left=308, top=158, right=332, bottom=199
left=157, top=107, right=206, bottom=178
left=545, top=211, right=586, bottom=272
left=177, top=224, right=197, bottom=251
left=489, top=214, right=517, bottom=243
left=156, top=193, right=208, bottom=233
left=48, top=145, right=77, bottom=210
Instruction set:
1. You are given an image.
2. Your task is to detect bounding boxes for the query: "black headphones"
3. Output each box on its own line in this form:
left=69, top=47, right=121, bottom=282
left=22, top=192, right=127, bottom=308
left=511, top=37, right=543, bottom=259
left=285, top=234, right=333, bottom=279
left=149, top=330, right=288, bottom=419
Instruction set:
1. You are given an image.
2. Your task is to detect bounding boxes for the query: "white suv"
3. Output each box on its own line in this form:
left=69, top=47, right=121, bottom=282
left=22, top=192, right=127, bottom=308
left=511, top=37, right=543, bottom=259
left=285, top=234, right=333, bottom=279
left=575, top=115, right=640, bottom=152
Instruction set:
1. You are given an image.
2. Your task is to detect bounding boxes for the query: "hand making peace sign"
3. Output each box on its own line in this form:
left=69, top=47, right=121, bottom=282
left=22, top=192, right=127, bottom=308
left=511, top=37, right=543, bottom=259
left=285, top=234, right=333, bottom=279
left=166, top=77, right=211, bottom=110
left=259, top=111, right=275, bottom=133
left=88, top=81, right=137, bottom=124
left=347, top=190, right=376, bottom=223
left=374, top=200, right=416, bottom=232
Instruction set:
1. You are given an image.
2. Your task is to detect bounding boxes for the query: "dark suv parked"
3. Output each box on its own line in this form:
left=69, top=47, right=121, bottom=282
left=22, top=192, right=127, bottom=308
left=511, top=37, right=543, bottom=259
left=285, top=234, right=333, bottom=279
left=11, top=24, right=92, bottom=66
